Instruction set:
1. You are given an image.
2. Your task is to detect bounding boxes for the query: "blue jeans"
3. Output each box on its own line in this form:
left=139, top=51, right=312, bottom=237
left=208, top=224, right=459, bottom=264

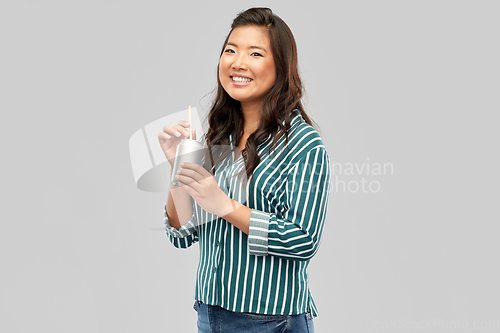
left=193, top=301, right=314, bottom=333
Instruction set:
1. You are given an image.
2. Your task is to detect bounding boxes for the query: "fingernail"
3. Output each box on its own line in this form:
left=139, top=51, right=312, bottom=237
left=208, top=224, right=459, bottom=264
left=175, top=175, right=179, bottom=179
left=176, top=131, right=181, bottom=137
left=180, top=162, right=185, bottom=166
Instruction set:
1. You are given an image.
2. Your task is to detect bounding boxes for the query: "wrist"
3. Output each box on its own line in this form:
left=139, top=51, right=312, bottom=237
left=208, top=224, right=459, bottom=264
left=218, top=196, right=237, bottom=217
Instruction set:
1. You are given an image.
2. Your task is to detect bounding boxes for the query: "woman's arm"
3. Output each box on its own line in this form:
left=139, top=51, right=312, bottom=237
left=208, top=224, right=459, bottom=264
left=246, top=147, right=331, bottom=261
left=176, top=146, right=330, bottom=261
left=164, top=165, right=200, bottom=248
left=166, top=181, right=194, bottom=230
left=220, top=200, right=251, bottom=235
left=175, top=162, right=251, bottom=235
left=159, top=127, right=203, bottom=248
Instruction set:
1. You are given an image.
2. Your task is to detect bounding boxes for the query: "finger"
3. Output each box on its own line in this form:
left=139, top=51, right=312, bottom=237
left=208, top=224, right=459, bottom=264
left=178, top=120, right=191, bottom=128
left=177, top=167, right=205, bottom=183
left=175, top=173, right=197, bottom=185
left=181, top=162, right=211, bottom=177
left=158, top=132, right=171, bottom=140
left=162, top=125, right=183, bottom=138
left=177, top=120, right=196, bottom=140
left=173, top=124, right=191, bottom=138
left=177, top=177, right=200, bottom=195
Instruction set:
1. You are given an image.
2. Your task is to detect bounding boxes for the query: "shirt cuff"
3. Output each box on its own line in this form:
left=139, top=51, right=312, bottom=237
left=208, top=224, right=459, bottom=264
left=164, top=204, right=197, bottom=238
left=248, top=209, right=270, bottom=256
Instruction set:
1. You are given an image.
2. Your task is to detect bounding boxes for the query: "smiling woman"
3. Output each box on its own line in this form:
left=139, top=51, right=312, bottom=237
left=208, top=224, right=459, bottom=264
left=219, top=25, right=277, bottom=112
left=158, top=7, right=330, bottom=333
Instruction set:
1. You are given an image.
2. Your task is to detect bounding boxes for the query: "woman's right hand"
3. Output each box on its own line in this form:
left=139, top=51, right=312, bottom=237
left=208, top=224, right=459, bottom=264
left=157, top=120, right=196, bottom=167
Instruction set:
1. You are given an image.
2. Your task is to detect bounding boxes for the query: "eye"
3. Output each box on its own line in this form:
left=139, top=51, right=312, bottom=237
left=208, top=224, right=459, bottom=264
left=224, top=49, right=235, bottom=53
left=251, top=52, right=262, bottom=57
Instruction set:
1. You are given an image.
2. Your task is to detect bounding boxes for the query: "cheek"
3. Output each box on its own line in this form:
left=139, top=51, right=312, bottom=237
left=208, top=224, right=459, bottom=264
left=219, top=56, right=231, bottom=70
left=218, top=58, right=230, bottom=80
left=218, top=65, right=226, bottom=84
left=263, top=63, right=277, bottom=85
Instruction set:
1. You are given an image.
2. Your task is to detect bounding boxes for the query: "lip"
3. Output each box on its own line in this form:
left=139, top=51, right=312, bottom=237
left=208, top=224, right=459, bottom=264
left=230, top=73, right=253, bottom=86
left=230, top=73, right=252, bottom=79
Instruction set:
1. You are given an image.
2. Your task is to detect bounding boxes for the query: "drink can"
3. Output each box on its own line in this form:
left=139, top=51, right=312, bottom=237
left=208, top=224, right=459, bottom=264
left=171, top=139, right=204, bottom=186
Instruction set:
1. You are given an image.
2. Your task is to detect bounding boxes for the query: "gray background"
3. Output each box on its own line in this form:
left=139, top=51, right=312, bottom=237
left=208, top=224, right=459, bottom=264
left=1, top=0, right=499, bottom=332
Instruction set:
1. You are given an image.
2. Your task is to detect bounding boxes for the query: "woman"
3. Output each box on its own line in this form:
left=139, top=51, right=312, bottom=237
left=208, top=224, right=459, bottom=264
left=158, top=7, right=330, bottom=333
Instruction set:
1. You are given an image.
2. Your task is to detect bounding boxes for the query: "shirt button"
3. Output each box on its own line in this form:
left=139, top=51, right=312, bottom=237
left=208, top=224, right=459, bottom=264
left=216, top=241, right=219, bottom=246
left=212, top=267, right=216, bottom=273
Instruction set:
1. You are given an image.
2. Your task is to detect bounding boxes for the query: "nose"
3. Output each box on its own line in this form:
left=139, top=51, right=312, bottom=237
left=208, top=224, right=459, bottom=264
left=232, top=54, right=247, bottom=70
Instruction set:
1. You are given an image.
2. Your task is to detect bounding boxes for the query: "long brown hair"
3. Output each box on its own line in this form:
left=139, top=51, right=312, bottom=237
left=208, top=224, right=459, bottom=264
left=203, top=7, right=316, bottom=181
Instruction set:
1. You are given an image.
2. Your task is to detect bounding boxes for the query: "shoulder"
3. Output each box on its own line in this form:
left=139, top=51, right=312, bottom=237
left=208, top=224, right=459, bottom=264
left=282, top=110, right=326, bottom=165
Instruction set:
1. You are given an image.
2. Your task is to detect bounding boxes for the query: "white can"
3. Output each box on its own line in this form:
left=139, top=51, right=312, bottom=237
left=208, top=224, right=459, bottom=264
left=170, top=139, right=204, bottom=186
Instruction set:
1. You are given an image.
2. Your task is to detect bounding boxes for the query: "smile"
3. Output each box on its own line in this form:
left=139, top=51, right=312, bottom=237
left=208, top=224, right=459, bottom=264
left=230, top=76, right=253, bottom=86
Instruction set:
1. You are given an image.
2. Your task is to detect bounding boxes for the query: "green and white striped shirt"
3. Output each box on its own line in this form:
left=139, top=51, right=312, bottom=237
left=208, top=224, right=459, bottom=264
left=164, top=109, right=330, bottom=317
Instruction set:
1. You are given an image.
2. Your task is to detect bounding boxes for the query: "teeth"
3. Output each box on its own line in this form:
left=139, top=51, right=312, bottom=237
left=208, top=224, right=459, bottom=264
left=232, top=76, right=252, bottom=83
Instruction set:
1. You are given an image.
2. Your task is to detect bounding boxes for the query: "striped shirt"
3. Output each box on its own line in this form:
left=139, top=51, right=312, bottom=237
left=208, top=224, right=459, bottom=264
left=163, top=109, right=331, bottom=317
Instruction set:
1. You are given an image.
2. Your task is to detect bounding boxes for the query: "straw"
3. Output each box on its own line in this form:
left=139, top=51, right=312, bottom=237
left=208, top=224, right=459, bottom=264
left=188, top=105, right=192, bottom=140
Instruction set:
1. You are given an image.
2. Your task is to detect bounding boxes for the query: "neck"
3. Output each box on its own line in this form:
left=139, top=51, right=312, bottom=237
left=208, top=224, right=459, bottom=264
left=241, top=102, right=261, bottom=132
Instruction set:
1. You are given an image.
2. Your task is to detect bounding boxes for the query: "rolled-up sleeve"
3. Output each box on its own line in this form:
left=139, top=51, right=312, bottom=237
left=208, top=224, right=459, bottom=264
left=248, top=147, right=330, bottom=260
left=164, top=204, right=199, bottom=248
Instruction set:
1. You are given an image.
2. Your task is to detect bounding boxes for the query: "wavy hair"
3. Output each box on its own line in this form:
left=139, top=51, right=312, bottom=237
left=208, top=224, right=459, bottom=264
left=203, top=7, right=316, bottom=181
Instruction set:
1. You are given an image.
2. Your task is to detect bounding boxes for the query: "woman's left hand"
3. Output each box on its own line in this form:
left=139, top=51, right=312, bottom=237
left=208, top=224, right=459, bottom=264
left=175, top=162, right=233, bottom=217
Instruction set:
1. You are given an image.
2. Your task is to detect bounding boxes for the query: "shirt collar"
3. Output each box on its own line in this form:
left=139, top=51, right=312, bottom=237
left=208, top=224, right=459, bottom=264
left=228, top=109, right=302, bottom=147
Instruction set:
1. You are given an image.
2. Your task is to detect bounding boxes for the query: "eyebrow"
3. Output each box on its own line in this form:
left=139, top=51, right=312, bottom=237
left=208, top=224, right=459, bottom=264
left=226, top=42, right=268, bottom=53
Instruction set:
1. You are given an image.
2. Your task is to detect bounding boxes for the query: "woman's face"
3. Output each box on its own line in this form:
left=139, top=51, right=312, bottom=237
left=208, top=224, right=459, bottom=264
left=219, top=25, right=277, bottom=109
